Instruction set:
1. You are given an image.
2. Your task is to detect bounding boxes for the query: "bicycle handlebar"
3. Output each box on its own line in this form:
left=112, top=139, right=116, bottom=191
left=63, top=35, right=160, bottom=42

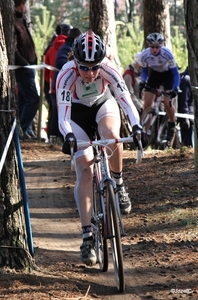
left=69, top=131, right=144, bottom=171
left=77, top=136, right=134, bottom=148
left=145, top=86, right=172, bottom=97
left=145, top=85, right=182, bottom=108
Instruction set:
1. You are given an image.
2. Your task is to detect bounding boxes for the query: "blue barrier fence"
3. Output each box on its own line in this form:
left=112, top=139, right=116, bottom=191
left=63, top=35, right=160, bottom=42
left=0, top=117, right=34, bottom=257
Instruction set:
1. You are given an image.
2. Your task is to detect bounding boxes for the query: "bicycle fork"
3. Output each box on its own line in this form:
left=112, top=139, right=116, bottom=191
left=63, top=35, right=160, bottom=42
left=99, top=149, right=127, bottom=238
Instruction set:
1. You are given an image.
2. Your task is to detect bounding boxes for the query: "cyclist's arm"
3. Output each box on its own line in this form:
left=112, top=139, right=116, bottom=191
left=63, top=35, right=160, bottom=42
left=110, top=81, right=140, bottom=126
left=170, top=66, right=180, bottom=89
left=124, top=75, right=143, bottom=111
left=56, top=62, right=77, bottom=137
left=123, top=73, right=135, bottom=95
left=56, top=88, right=73, bottom=137
left=141, top=66, right=148, bottom=82
left=100, top=58, right=140, bottom=126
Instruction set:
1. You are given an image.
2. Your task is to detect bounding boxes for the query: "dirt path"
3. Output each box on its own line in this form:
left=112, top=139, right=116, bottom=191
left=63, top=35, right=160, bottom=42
left=1, top=142, right=198, bottom=300
left=24, top=144, right=141, bottom=299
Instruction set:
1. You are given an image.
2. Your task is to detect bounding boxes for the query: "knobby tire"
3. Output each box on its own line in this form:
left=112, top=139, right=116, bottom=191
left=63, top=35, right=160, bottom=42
left=92, top=163, right=108, bottom=272
left=106, top=180, right=125, bottom=292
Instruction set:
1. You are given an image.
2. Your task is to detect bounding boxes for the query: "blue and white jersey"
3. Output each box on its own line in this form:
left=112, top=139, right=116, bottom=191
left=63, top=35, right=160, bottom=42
left=140, top=46, right=177, bottom=72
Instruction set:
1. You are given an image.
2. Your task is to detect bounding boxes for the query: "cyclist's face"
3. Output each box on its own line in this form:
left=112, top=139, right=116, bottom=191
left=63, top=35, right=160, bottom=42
left=149, top=44, right=162, bottom=55
left=77, top=62, right=101, bottom=83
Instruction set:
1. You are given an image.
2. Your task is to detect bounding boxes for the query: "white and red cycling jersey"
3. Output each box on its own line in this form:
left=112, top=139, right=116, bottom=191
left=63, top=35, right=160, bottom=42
left=56, top=57, right=140, bottom=137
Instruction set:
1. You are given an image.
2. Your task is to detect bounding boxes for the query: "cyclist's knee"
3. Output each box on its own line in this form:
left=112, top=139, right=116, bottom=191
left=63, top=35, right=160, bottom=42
left=144, top=97, right=154, bottom=109
left=77, top=166, right=93, bottom=184
left=98, top=124, right=120, bottom=139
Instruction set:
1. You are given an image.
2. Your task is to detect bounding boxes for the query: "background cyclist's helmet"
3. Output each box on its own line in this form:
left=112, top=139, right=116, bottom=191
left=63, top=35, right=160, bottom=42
left=73, top=31, right=106, bottom=64
left=146, top=32, right=164, bottom=44
left=134, top=52, right=142, bottom=66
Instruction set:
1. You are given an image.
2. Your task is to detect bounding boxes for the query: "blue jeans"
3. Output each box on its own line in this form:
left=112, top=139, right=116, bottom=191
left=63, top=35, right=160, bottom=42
left=15, top=68, right=39, bottom=133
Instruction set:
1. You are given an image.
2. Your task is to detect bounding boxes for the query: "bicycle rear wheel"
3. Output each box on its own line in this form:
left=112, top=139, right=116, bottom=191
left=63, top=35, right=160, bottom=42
left=106, top=180, right=125, bottom=292
left=92, top=165, right=108, bottom=272
left=140, top=107, right=158, bottom=150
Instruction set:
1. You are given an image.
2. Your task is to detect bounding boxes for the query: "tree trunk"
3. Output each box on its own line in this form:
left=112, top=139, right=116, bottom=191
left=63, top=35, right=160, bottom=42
left=89, top=0, right=121, bottom=70
left=89, top=0, right=129, bottom=139
left=184, top=0, right=198, bottom=172
left=143, top=0, right=171, bottom=48
left=0, top=2, right=34, bottom=270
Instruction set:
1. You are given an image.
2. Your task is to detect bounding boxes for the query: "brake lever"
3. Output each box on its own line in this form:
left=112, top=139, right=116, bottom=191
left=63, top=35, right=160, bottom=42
left=69, top=137, right=75, bottom=171
left=135, top=130, right=144, bottom=164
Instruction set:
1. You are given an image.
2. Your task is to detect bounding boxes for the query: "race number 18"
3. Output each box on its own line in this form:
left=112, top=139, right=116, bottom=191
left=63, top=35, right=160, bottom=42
left=57, top=89, right=72, bottom=106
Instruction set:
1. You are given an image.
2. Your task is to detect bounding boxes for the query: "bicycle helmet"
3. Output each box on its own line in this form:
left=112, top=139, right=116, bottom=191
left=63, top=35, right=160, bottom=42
left=73, top=31, right=106, bottom=64
left=146, top=32, right=164, bottom=44
left=134, top=52, right=142, bottom=66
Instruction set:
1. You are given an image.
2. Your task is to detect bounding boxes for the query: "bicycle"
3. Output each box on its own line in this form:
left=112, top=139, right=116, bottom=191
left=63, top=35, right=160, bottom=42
left=69, top=131, right=143, bottom=292
left=140, top=86, right=180, bottom=150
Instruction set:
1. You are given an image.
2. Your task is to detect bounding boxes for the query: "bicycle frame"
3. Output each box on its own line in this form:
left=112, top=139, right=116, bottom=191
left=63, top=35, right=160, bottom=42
left=93, top=144, right=126, bottom=237
left=141, top=87, right=173, bottom=149
left=75, top=135, right=142, bottom=235
left=90, top=140, right=126, bottom=292
left=69, top=134, right=143, bottom=292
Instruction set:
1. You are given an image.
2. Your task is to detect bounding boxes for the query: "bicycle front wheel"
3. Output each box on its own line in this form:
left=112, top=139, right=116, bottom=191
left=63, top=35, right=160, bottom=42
left=92, top=166, right=108, bottom=272
left=106, top=180, right=125, bottom=293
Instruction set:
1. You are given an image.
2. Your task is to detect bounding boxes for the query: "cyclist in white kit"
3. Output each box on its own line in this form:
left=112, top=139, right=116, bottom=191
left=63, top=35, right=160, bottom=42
left=56, top=30, right=141, bottom=265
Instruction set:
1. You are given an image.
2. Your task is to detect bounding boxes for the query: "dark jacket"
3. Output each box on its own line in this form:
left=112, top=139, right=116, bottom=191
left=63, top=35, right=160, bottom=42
left=15, top=10, right=37, bottom=66
left=44, top=34, right=67, bottom=93
left=178, top=67, right=194, bottom=115
left=53, top=38, right=74, bottom=89
left=55, top=38, right=73, bottom=71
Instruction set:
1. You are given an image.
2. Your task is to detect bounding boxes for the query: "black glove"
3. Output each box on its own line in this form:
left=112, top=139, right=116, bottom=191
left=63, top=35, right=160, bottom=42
left=169, top=86, right=181, bottom=99
left=132, top=124, right=142, bottom=148
left=139, top=81, right=146, bottom=99
left=132, top=124, right=142, bottom=134
left=62, top=132, right=77, bottom=155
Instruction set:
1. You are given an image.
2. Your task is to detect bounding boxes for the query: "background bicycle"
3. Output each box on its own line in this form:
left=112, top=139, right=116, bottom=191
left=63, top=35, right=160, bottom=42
left=140, top=86, right=181, bottom=150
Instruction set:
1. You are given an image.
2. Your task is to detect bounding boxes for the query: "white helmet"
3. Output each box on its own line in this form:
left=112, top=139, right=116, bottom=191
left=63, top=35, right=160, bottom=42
left=134, top=52, right=142, bottom=66
left=146, top=32, right=164, bottom=44
left=73, top=31, right=106, bottom=63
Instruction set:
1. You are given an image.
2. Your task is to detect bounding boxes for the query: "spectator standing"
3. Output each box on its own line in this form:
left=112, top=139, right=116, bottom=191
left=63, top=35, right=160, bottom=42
left=43, top=24, right=72, bottom=57
left=54, top=27, right=82, bottom=83
left=44, top=24, right=72, bottom=143
left=14, top=0, right=39, bottom=140
left=178, top=66, right=194, bottom=147
left=43, top=24, right=66, bottom=119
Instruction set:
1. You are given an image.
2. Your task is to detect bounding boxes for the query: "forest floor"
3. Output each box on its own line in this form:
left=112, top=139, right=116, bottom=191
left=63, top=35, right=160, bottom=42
left=0, top=142, right=198, bottom=300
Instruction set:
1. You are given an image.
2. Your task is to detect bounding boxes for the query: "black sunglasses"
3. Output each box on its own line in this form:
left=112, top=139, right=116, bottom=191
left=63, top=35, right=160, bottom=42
left=150, top=45, right=161, bottom=49
left=78, top=64, right=101, bottom=71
